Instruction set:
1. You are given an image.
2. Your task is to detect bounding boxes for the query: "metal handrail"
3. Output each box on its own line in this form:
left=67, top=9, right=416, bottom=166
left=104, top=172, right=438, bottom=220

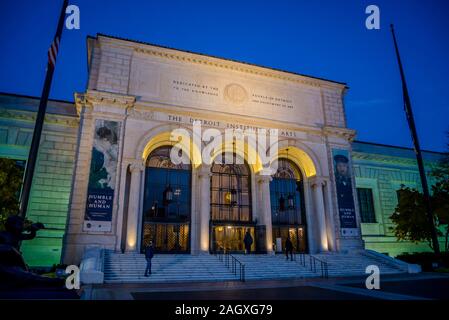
left=214, top=251, right=245, bottom=282
left=309, top=255, right=328, bottom=278
left=295, top=253, right=306, bottom=267
left=287, top=252, right=327, bottom=278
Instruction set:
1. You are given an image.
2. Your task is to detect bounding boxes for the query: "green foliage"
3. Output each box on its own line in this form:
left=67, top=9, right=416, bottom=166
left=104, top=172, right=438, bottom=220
left=431, top=139, right=449, bottom=251
left=390, top=186, right=440, bottom=250
left=396, top=252, right=449, bottom=271
left=390, top=134, right=449, bottom=252
left=0, top=158, right=23, bottom=230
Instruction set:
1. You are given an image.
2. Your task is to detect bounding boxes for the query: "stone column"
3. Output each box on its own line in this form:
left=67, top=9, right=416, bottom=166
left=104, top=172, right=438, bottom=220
left=125, top=160, right=145, bottom=252
left=311, top=177, right=329, bottom=252
left=256, top=172, right=274, bottom=254
left=323, top=178, right=337, bottom=251
left=198, top=164, right=212, bottom=253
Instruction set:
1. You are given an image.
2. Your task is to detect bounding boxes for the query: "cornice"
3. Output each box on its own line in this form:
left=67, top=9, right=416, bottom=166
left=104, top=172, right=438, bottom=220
left=131, top=100, right=324, bottom=137
left=74, top=90, right=136, bottom=115
left=96, top=36, right=346, bottom=91
left=0, top=107, right=79, bottom=127
left=132, top=47, right=344, bottom=89
left=352, top=151, right=437, bottom=168
left=323, top=126, right=356, bottom=141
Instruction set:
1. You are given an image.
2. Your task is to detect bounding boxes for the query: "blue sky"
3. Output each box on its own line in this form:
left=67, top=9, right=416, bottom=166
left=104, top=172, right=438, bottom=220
left=0, top=0, right=448, bottom=151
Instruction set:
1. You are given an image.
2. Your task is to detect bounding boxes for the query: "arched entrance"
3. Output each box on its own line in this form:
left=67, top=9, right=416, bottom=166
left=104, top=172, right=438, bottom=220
left=210, top=153, right=255, bottom=252
left=141, top=146, right=191, bottom=253
left=270, top=158, right=308, bottom=253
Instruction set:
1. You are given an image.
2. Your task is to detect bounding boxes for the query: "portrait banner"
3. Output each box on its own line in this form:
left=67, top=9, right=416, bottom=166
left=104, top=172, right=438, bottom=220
left=332, top=149, right=357, bottom=235
left=83, top=120, right=121, bottom=232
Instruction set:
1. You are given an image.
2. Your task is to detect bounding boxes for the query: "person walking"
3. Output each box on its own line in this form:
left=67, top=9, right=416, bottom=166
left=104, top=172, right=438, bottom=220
left=285, top=237, right=294, bottom=261
left=144, top=241, right=154, bottom=277
left=243, top=229, right=253, bottom=254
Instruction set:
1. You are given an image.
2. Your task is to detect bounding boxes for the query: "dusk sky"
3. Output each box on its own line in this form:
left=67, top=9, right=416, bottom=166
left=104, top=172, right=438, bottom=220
left=0, top=0, right=448, bottom=151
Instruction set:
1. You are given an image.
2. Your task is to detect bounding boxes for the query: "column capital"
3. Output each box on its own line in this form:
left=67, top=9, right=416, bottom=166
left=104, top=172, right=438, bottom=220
left=129, top=160, right=145, bottom=173
left=198, top=164, right=212, bottom=178
left=256, top=173, right=272, bottom=184
left=310, top=176, right=328, bottom=188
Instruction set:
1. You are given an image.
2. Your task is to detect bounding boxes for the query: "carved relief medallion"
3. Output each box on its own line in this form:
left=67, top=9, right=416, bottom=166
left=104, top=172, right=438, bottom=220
left=223, top=83, right=248, bottom=106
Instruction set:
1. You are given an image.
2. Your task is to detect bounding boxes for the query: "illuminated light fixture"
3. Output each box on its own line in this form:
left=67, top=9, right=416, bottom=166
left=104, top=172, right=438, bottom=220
left=279, top=195, right=285, bottom=212
left=227, top=226, right=232, bottom=229
left=230, top=188, right=237, bottom=206
left=224, top=191, right=232, bottom=204
left=287, top=194, right=294, bottom=209
left=151, top=201, right=159, bottom=216
left=225, top=189, right=238, bottom=206
left=163, top=184, right=174, bottom=205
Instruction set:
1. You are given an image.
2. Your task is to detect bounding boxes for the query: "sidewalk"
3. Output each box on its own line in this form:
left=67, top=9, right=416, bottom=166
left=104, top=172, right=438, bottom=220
left=82, top=272, right=449, bottom=300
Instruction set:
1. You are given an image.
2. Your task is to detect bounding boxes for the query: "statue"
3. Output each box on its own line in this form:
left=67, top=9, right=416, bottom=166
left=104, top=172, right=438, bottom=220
left=0, top=215, right=64, bottom=288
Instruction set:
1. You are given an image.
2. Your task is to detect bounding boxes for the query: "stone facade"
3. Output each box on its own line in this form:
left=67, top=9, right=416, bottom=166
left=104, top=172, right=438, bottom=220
left=352, top=141, right=445, bottom=257
left=0, top=93, right=79, bottom=266
left=1, top=35, right=444, bottom=267
left=62, top=34, right=364, bottom=265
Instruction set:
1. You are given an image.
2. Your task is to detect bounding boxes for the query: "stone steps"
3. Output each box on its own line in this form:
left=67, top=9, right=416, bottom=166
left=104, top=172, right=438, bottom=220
left=103, top=251, right=240, bottom=283
left=102, top=250, right=407, bottom=283
left=312, top=253, right=404, bottom=276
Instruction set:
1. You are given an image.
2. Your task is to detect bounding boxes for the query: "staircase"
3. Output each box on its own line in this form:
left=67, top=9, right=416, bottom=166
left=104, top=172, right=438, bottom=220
left=232, top=254, right=321, bottom=280
left=103, top=250, right=240, bottom=283
left=102, top=250, right=407, bottom=284
left=312, top=252, right=405, bottom=277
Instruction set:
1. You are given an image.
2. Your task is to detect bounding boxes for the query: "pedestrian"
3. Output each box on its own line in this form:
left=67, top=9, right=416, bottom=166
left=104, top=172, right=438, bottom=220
left=243, top=229, right=253, bottom=254
left=285, top=237, right=294, bottom=261
left=144, top=241, right=154, bottom=277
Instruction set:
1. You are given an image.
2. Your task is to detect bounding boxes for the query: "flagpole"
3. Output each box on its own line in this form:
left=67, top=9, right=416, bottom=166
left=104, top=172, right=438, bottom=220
left=390, top=24, right=440, bottom=254
left=19, top=0, right=69, bottom=219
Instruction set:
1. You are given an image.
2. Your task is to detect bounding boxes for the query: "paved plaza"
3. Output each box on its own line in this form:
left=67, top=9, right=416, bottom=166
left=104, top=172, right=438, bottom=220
left=82, top=273, right=449, bottom=300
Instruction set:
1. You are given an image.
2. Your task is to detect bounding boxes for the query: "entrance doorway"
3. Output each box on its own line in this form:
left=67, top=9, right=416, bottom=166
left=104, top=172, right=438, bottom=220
left=141, top=146, right=191, bottom=253
left=270, top=158, right=308, bottom=253
left=212, top=225, right=255, bottom=253
left=143, top=222, right=189, bottom=252
left=272, top=226, right=307, bottom=253
left=210, top=153, right=254, bottom=253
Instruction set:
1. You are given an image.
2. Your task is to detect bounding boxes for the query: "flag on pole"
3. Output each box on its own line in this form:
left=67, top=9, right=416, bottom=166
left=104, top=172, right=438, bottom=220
left=19, top=0, right=69, bottom=219
left=48, top=36, right=60, bottom=68
left=390, top=24, right=440, bottom=254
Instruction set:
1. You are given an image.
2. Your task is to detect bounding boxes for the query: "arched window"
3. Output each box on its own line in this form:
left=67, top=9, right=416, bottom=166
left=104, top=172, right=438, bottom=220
left=270, top=158, right=307, bottom=252
left=142, top=146, right=191, bottom=253
left=210, top=153, right=254, bottom=253
left=210, top=153, right=252, bottom=222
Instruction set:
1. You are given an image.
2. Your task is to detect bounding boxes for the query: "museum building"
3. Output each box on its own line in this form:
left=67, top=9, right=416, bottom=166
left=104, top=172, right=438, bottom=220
left=0, top=34, right=445, bottom=267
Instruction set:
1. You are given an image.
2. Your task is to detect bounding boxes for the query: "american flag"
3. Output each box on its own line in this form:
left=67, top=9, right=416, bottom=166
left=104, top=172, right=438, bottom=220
left=48, top=36, right=60, bottom=68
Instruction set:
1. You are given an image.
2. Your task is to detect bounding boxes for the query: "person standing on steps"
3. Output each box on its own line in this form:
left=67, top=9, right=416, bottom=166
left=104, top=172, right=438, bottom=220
left=285, top=237, right=294, bottom=261
left=144, top=241, right=154, bottom=277
left=243, top=229, right=253, bottom=254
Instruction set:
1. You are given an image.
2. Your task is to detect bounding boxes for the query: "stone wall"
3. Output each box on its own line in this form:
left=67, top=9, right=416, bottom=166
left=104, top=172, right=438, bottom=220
left=352, top=141, right=445, bottom=257
left=321, top=88, right=347, bottom=128
left=0, top=93, right=79, bottom=267
left=87, top=38, right=133, bottom=94
left=2, top=92, right=445, bottom=265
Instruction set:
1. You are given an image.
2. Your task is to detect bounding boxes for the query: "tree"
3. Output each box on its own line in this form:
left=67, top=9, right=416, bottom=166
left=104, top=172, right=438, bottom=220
left=390, top=133, right=449, bottom=252
left=430, top=134, right=449, bottom=251
left=390, top=185, right=441, bottom=251
left=0, top=158, right=24, bottom=230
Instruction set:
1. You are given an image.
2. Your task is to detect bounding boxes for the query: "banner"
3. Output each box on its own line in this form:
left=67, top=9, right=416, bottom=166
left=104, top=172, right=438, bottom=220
left=332, top=149, right=357, bottom=234
left=83, top=120, right=120, bottom=232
